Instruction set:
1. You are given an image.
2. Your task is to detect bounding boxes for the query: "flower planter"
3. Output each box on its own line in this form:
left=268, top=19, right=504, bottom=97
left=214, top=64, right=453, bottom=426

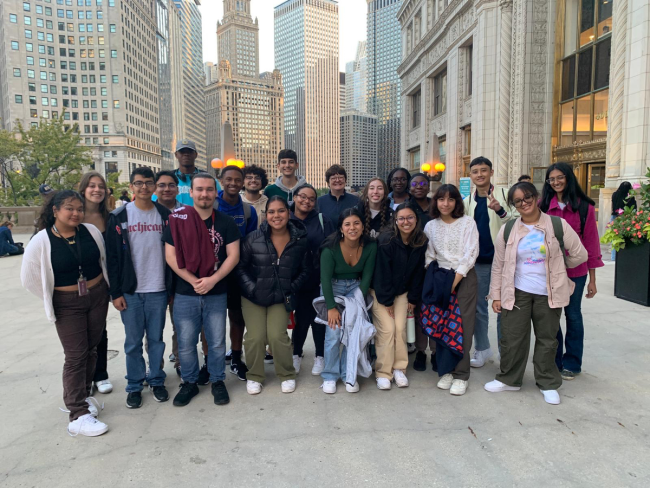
left=615, top=241, right=650, bottom=306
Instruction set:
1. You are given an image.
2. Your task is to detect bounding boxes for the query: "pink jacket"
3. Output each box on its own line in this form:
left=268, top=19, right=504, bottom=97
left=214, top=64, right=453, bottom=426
left=544, top=195, right=604, bottom=278
left=489, top=212, right=588, bottom=310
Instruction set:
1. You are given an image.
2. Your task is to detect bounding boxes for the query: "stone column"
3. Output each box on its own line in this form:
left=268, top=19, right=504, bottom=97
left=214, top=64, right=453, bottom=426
left=496, top=0, right=513, bottom=187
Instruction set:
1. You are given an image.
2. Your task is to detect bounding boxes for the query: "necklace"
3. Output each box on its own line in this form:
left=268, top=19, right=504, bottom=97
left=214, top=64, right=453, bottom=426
left=341, top=241, right=361, bottom=259
left=52, top=224, right=76, bottom=244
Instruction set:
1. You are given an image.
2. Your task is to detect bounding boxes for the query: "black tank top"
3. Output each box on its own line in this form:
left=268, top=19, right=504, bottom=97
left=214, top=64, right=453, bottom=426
left=47, top=225, right=103, bottom=287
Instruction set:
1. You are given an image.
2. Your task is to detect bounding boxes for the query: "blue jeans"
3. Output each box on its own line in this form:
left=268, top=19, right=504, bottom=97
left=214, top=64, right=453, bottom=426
left=473, top=262, right=501, bottom=352
left=556, top=274, right=587, bottom=373
left=321, top=279, right=360, bottom=383
left=173, top=293, right=227, bottom=384
left=121, top=291, right=168, bottom=393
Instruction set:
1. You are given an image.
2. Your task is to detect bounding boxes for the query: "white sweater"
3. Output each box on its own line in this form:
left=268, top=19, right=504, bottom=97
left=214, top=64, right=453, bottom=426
left=20, top=224, right=109, bottom=323
left=423, top=216, right=479, bottom=277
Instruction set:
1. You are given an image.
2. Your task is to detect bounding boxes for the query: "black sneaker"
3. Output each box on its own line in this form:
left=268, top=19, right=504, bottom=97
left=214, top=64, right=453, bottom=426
left=175, top=366, right=181, bottom=377
left=229, top=360, right=248, bottom=381
left=150, top=385, right=169, bottom=402
left=561, top=369, right=577, bottom=381
left=126, top=391, right=142, bottom=409
left=211, top=380, right=230, bottom=405
left=198, top=362, right=210, bottom=385
left=413, top=351, right=426, bottom=372
left=173, top=382, right=199, bottom=407
left=264, top=352, right=274, bottom=364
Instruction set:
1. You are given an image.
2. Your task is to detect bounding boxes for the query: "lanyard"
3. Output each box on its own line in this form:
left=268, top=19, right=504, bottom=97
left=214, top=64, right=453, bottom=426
left=210, top=211, right=219, bottom=270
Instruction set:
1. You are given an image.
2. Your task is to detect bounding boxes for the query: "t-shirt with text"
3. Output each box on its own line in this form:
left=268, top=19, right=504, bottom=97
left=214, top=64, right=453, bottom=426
left=126, top=202, right=166, bottom=293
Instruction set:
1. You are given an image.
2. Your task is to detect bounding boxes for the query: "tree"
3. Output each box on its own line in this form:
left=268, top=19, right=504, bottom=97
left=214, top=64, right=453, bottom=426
left=0, top=130, right=25, bottom=205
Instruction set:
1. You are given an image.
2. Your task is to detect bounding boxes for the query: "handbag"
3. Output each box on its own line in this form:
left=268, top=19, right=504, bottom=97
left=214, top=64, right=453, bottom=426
left=264, top=239, right=296, bottom=313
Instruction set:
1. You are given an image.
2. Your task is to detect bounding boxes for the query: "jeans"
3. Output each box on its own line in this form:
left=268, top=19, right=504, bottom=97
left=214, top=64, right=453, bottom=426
left=121, top=291, right=168, bottom=393
left=321, top=279, right=360, bottom=383
left=173, top=293, right=227, bottom=384
left=293, top=286, right=325, bottom=357
left=556, top=274, right=587, bottom=373
left=473, top=262, right=501, bottom=352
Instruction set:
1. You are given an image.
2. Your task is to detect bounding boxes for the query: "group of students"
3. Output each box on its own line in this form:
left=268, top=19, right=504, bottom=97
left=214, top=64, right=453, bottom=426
left=20, top=140, right=603, bottom=437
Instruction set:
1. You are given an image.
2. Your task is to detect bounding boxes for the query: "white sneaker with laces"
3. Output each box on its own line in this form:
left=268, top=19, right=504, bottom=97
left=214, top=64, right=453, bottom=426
left=281, top=379, right=296, bottom=393
left=311, top=356, right=325, bottom=376
left=484, top=380, right=521, bottom=393
left=437, top=374, right=454, bottom=390
left=376, top=377, right=391, bottom=390
left=450, top=379, right=468, bottom=396
left=540, top=389, right=561, bottom=405
left=346, top=381, right=360, bottom=393
left=85, top=397, right=103, bottom=418
left=322, top=380, right=337, bottom=394
left=470, top=348, right=493, bottom=368
left=95, top=379, right=113, bottom=394
left=393, top=370, right=409, bottom=388
left=246, top=380, right=262, bottom=395
left=67, top=414, right=108, bottom=437
left=292, top=355, right=302, bottom=374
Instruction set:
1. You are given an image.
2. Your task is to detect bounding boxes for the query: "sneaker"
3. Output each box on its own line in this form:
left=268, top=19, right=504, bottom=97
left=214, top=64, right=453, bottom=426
left=212, top=380, right=230, bottom=405
left=393, top=370, right=409, bottom=388
left=230, top=360, right=248, bottom=381
left=311, top=356, right=325, bottom=376
left=437, top=373, right=453, bottom=390
left=413, top=351, right=426, bottom=372
left=292, top=355, right=302, bottom=374
left=198, top=362, right=210, bottom=386
left=150, top=385, right=169, bottom=402
left=68, top=414, right=108, bottom=437
left=321, top=380, right=337, bottom=394
left=175, top=367, right=181, bottom=377
left=450, top=379, right=468, bottom=396
left=561, top=369, right=577, bottom=381
left=247, top=380, right=262, bottom=395
left=407, top=343, right=416, bottom=354
left=85, top=397, right=103, bottom=418
left=470, top=348, right=493, bottom=368
left=281, top=379, right=296, bottom=393
left=264, top=351, right=274, bottom=364
left=173, top=382, right=199, bottom=407
left=376, top=377, right=391, bottom=390
left=346, top=381, right=360, bottom=393
left=484, top=379, right=521, bottom=393
left=540, top=389, right=561, bottom=405
left=169, top=353, right=176, bottom=363
left=95, top=379, right=113, bottom=394
left=126, top=391, right=142, bottom=409
left=225, top=349, right=232, bottom=364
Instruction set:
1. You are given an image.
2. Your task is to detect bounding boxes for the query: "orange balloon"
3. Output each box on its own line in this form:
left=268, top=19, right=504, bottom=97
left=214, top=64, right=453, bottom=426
left=211, top=158, right=222, bottom=169
left=435, top=163, right=446, bottom=172
left=422, top=163, right=431, bottom=173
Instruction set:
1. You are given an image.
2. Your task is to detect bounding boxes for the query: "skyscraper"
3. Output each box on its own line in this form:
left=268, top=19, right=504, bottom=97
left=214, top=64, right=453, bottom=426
left=217, top=0, right=259, bottom=79
left=345, top=41, right=368, bottom=113
left=367, top=0, right=402, bottom=179
left=340, top=110, right=377, bottom=188
left=274, top=0, right=340, bottom=188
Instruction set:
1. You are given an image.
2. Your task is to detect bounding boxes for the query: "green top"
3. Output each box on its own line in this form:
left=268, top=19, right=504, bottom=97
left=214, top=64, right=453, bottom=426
left=320, top=241, right=377, bottom=309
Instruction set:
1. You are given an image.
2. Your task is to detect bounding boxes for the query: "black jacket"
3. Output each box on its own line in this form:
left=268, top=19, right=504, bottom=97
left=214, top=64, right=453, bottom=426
left=357, top=200, right=394, bottom=237
left=290, top=210, right=335, bottom=290
left=105, top=202, right=172, bottom=300
left=372, top=230, right=428, bottom=306
left=236, top=220, right=311, bottom=307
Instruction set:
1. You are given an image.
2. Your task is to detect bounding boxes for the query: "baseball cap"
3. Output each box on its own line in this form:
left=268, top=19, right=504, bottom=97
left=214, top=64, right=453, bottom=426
left=175, top=139, right=197, bottom=152
left=39, top=183, right=54, bottom=195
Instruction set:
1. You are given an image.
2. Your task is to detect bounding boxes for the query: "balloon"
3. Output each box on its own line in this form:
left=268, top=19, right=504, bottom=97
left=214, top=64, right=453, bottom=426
left=422, top=163, right=431, bottom=172
left=435, top=163, right=446, bottom=172
left=211, top=158, right=222, bottom=169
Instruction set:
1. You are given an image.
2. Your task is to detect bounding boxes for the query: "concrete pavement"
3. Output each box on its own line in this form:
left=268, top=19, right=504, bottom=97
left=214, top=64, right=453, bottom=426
left=1, top=235, right=649, bottom=487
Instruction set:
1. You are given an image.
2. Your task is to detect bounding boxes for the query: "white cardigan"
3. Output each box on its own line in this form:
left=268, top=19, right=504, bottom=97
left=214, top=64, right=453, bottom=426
left=20, top=224, right=109, bottom=323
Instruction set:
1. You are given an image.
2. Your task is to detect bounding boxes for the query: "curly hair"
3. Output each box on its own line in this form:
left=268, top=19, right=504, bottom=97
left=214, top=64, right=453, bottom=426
left=242, top=164, right=269, bottom=189
left=37, top=190, right=84, bottom=231
left=360, top=177, right=390, bottom=236
left=78, top=171, right=109, bottom=224
left=429, top=184, right=465, bottom=220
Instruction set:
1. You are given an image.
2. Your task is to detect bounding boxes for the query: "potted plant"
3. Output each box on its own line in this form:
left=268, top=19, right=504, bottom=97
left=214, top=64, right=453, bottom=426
left=601, top=168, right=650, bottom=306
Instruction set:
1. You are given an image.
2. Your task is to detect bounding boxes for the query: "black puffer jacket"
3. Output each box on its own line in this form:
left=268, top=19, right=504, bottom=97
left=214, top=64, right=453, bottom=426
left=236, top=220, right=311, bottom=307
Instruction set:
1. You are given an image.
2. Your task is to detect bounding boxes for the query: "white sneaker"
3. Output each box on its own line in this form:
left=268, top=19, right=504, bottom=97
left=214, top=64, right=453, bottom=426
left=407, top=343, right=416, bottom=354
left=540, top=389, right=561, bottom=405
left=484, top=380, right=521, bottom=393
left=292, top=355, right=302, bottom=374
left=85, top=397, right=103, bottom=418
left=67, top=414, right=108, bottom=437
left=246, top=380, right=262, bottom=395
left=376, top=377, right=391, bottom=390
left=450, top=379, right=468, bottom=396
left=393, top=370, right=409, bottom=388
left=470, top=348, right=493, bottom=368
left=437, top=373, right=454, bottom=390
left=322, top=380, right=337, bottom=394
left=346, top=381, right=360, bottom=393
left=95, top=379, right=113, bottom=394
left=281, top=379, right=296, bottom=393
left=311, top=356, right=325, bottom=376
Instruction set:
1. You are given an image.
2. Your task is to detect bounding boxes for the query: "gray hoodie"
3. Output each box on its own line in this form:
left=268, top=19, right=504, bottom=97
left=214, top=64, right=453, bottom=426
left=264, top=175, right=308, bottom=206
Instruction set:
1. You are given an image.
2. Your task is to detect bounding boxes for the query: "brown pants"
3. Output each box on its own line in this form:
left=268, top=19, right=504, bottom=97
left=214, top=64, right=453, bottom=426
left=452, top=268, right=478, bottom=381
left=53, top=279, right=109, bottom=421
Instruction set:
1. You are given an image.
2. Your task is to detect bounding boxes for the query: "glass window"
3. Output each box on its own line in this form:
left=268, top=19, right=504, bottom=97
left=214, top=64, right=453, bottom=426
left=11, top=41, right=19, bottom=50
left=112, top=75, right=118, bottom=83
left=30, top=96, right=37, bottom=104
left=597, top=0, right=613, bottom=37
left=31, top=109, right=38, bottom=118
left=594, top=37, right=611, bottom=90
left=593, top=89, right=608, bottom=139
left=14, top=68, right=21, bottom=77
left=26, top=42, right=33, bottom=51
left=579, top=0, right=595, bottom=47
left=29, top=83, right=35, bottom=91
left=41, top=84, right=48, bottom=92
left=110, top=50, right=117, bottom=58
left=575, top=95, right=592, bottom=142
left=23, top=2, right=31, bottom=12
left=25, top=16, right=32, bottom=25
left=561, top=56, right=576, bottom=101
left=10, top=14, right=18, bottom=23
left=576, top=49, right=592, bottom=96
left=434, top=70, right=447, bottom=116
left=110, top=24, right=115, bottom=33
left=42, top=97, right=49, bottom=106
left=411, top=91, right=421, bottom=128
left=560, top=101, right=574, bottom=145
left=15, top=95, right=23, bottom=104
left=25, top=29, right=32, bottom=38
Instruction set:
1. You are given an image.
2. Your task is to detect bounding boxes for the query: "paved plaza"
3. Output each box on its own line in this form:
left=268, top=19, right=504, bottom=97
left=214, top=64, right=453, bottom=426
left=1, top=235, right=649, bottom=487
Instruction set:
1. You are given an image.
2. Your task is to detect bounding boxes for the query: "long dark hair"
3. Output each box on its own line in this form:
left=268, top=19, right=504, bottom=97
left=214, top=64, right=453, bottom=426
left=386, top=167, right=411, bottom=195
left=360, top=177, right=390, bottom=236
left=37, top=190, right=84, bottom=231
left=388, top=203, right=427, bottom=248
left=507, top=182, right=540, bottom=208
left=540, top=162, right=594, bottom=212
left=612, top=181, right=634, bottom=213
left=321, top=207, right=372, bottom=250
left=429, top=184, right=465, bottom=219
left=78, top=171, right=109, bottom=223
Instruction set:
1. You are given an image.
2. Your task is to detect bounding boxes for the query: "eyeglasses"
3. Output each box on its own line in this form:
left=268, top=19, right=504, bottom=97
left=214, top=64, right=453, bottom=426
left=391, top=177, right=408, bottom=183
left=411, top=181, right=428, bottom=187
left=512, top=195, right=535, bottom=208
left=156, top=183, right=177, bottom=190
left=245, top=175, right=261, bottom=182
left=329, top=175, right=345, bottom=182
left=132, top=181, right=156, bottom=189
left=295, top=194, right=316, bottom=204
left=396, top=215, right=416, bottom=223
left=546, top=175, right=566, bottom=184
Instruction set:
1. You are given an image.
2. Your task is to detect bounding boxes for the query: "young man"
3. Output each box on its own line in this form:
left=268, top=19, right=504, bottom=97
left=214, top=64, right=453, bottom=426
left=518, top=174, right=532, bottom=183
left=463, top=156, right=512, bottom=368
left=317, top=164, right=360, bottom=223
left=106, top=168, right=172, bottom=409
left=241, top=164, right=269, bottom=227
left=264, top=149, right=308, bottom=206
left=217, top=165, right=257, bottom=379
left=163, top=173, right=240, bottom=407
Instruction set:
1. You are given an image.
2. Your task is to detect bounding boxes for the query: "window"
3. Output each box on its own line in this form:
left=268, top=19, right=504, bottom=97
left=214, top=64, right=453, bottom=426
left=42, top=97, right=49, bottom=106
left=14, top=68, right=21, bottom=77
left=112, top=75, right=118, bottom=83
left=102, top=125, right=109, bottom=133
left=10, top=14, right=18, bottom=23
left=110, top=24, right=115, bottom=32
left=23, top=2, right=31, bottom=12
left=15, top=95, right=23, bottom=104
left=467, top=45, right=473, bottom=96
left=31, top=109, right=38, bottom=118
left=26, top=42, right=33, bottom=51
left=113, top=100, right=120, bottom=108
left=25, top=29, right=32, bottom=38
left=41, top=84, right=48, bottom=93
left=29, top=83, right=36, bottom=91
left=411, top=90, right=421, bottom=128
left=25, top=16, right=32, bottom=25
left=28, top=69, right=35, bottom=78
left=110, top=50, right=117, bottom=58
left=27, top=56, right=34, bottom=65
left=434, top=69, right=447, bottom=116
left=11, top=41, right=19, bottom=50
left=30, top=96, right=37, bottom=104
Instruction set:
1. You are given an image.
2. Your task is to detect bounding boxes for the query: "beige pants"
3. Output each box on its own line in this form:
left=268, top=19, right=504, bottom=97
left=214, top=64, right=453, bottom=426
left=370, top=290, right=409, bottom=380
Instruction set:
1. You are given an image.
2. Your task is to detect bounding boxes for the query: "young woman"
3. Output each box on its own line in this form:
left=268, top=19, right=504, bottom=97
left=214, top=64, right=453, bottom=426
left=357, top=178, right=393, bottom=238
left=79, top=171, right=113, bottom=394
left=409, top=173, right=432, bottom=229
left=610, top=182, right=637, bottom=261
left=486, top=182, right=587, bottom=405
left=320, top=208, right=377, bottom=394
left=371, top=204, right=427, bottom=390
left=423, top=184, right=479, bottom=396
left=21, top=191, right=110, bottom=436
left=386, top=168, right=411, bottom=210
left=539, top=162, right=604, bottom=381
left=290, top=185, right=335, bottom=375
left=236, top=196, right=311, bottom=395
left=0, top=221, right=24, bottom=257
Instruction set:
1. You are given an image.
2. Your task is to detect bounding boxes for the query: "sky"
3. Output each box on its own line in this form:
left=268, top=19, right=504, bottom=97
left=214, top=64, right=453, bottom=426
left=200, top=0, right=368, bottom=73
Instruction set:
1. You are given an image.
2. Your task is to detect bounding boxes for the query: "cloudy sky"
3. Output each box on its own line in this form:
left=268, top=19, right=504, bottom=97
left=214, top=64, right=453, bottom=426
left=200, top=0, right=368, bottom=73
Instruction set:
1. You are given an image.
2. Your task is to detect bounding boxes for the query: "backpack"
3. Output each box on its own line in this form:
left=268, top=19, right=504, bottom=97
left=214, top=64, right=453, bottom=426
left=318, top=213, right=324, bottom=232
left=503, top=216, right=567, bottom=265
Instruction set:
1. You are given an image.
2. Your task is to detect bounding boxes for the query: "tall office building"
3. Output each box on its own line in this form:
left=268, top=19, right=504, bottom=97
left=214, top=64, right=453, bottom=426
left=217, top=0, right=259, bottom=79
left=173, top=0, right=206, bottom=169
left=274, top=0, right=340, bottom=188
left=345, top=40, right=367, bottom=113
left=339, top=72, right=345, bottom=115
left=367, top=0, right=402, bottom=179
left=0, top=0, right=162, bottom=182
left=340, top=110, right=377, bottom=188
left=204, top=61, right=217, bottom=85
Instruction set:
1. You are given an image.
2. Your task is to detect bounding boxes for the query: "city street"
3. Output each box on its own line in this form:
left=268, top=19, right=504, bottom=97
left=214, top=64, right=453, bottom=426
left=0, top=236, right=648, bottom=487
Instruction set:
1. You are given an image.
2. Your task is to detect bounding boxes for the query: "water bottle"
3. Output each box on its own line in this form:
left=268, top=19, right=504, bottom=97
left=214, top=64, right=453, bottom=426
left=406, top=312, right=416, bottom=343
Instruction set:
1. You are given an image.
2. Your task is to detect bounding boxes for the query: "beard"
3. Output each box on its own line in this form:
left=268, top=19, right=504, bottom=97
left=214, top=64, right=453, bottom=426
left=196, top=199, right=213, bottom=209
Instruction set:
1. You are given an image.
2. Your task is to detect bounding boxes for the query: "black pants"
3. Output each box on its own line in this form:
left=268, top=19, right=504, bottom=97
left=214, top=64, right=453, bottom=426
left=92, top=329, right=109, bottom=382
left=292, top=287, right=325, bottom=357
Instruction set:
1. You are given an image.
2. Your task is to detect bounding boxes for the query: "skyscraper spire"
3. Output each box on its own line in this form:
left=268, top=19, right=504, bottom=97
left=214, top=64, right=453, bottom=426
left=218, top=0, right=259, bottom=78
